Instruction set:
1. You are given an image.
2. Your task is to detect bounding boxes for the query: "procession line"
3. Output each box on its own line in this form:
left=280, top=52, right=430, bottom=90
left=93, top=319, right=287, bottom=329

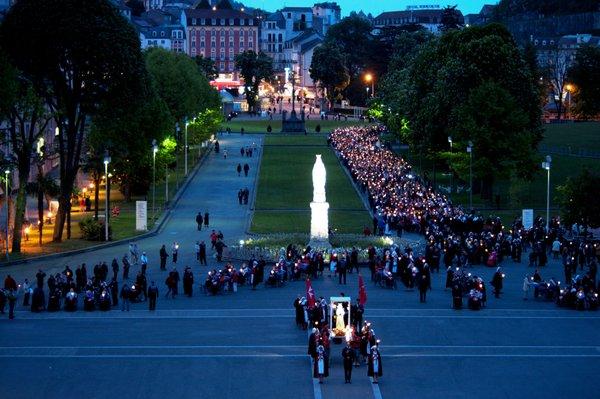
left=383, top=354, right=600, bottom=358
left=0, top=354, right=308, bottom=359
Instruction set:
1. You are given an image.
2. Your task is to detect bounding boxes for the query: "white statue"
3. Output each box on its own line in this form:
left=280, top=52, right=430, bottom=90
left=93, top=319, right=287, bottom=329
left=335, top=303, right=345, bottom=331
left=310, top=155, right=330, bottom=245
left=312, top=154, right=326, bottom=203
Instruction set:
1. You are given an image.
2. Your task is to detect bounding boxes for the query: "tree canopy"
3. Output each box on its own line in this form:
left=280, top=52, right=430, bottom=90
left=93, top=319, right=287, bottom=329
left=234, top=50, right=273, bottom=111
left=557, top=169, right=600, bottom=229
left=309, top=43, right=350, bottom=110
left=568, top=45, right=600, bottom=119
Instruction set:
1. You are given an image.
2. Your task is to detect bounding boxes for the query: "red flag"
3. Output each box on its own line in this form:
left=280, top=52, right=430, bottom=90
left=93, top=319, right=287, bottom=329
left=306, top=278, right=316, bottom=308
left=358, top=274, right=367, bottom=306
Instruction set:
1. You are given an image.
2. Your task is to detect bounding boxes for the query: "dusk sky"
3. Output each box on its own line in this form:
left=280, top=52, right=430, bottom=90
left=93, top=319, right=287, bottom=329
left=242, top=1, right=496, bottom=16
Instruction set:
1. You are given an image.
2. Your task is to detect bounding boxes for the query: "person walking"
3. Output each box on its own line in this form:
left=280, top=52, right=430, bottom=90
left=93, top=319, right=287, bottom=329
left=522, top=275, right=530, bottom=300
left=199, top=241, right=207, bottom=265
left=314, top=342, right=329, bottom=384
left=196, top=212, right=203, bottom=231
left=140, top=252, right=148, bottom=274
left=172, top=242, right=179, bottom=264
left=120, top=284, right=130, bottom=311
left=7, top=289, right=17, bottom=320
left=195, top=241, right=201, bottom=262
left=418, top=273, right=429, bottom=303
left=204, top=212, right=209, bottom=228
left=338, top=258, right=347, bottom=285
left=148, top=281, right=158, bottom=311
left=243, top=163, right=250, bottom=177
left=122, top=254, right=130, bottom=280
left=21, top=278, right=31, bottom=306
left=236, top=163, right=242, bottom=176
left=159, top=245, right=168, bottom=271
left=368, top=345, right=383, bottom=384
left=342, top=342, right=355, bottom=383
left=111, top=258, right=119, bottom=281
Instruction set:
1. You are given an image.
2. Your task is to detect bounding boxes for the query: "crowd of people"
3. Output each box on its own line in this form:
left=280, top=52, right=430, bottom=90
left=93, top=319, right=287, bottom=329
left=329, top=125, right=600, bottom=309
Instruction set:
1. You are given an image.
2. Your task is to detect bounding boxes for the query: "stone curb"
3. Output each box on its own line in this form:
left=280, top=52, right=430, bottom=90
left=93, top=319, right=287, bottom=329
left=0, top=145, right=213, bottom=267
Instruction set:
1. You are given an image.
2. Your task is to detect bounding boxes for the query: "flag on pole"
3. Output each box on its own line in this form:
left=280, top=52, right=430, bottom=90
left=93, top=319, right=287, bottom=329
left=358, top=274, right=367, bottom=306
left=306, top=278, right=316, bottom=308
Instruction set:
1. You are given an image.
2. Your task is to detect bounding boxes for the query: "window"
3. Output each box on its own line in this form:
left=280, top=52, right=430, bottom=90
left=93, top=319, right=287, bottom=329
left=211, top=18, right=216, bottom=25
left=192, top=18, right=196, bottom=25
left=287, top=13, right=291, bottom=18
left=201, top=18, right=205, bottom=25
left=229, top=18, right=234, bottom=26
left=249, top=19, right=253, bottom=26
left=161, top=31, right=165, bottom=37
left=200, top=41, right=205, bottom=48
left=278, top=33, right=282, bottom=42
left=211, top=30, right=216, bottom=37
left=220, top=18, right=225, bottom=26
left=220, top=61, right=225, bottom=69
left=153, top=31, right=157, bottom=37
left=240, top=18, right=245, bottom=26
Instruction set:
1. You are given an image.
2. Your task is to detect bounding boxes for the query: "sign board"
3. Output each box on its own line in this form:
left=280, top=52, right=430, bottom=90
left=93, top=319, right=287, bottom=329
left=522, top=209, right=534, bottom=230
left=135, top=201, right=147, bottom=231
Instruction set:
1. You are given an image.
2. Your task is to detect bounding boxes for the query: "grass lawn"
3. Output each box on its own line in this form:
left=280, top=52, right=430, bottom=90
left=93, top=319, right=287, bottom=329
left=221, top=119, right=374, bottom=133
left=397, top=121, right=600, bottom=223
left=251, top=135, right=371, bottom=234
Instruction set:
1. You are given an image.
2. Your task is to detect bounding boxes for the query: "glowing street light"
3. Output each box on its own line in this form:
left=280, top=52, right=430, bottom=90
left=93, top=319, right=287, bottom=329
left=364, top=73, right=374, bottom=97
left=184, top=120, right=189, bottom=176
left=4, top=169, right=9, bottom=259
left=152, top=140, right=158, bottom=222
left=466, top=141, right=473, bottom=210
left=542, top=155, right=552, bottom=232
left=103, top=151, right=111, bottom=242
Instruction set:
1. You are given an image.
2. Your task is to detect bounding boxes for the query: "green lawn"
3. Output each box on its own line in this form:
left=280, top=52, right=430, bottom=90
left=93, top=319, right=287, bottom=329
left=397, top=121, right=600, bottom=219
left=251, top=135, right=371, bottom=234
left=221, top=119, right=374, bottom=133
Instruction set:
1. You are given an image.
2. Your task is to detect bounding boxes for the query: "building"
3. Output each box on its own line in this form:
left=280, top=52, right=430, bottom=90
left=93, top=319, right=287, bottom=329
left=464, top=4, right=495, bottom=26
left=373, top=5, right=464, bottom=34
left=132, top=7, right=186, bottom=52
left=260, top=2, right=340, bottom=88
left=184, top=0, right=259, bottom=77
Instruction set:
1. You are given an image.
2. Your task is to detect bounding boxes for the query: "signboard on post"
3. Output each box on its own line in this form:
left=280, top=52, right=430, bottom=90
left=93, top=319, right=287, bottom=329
left=522, top=209, right=534, bottom=230
left=136, top=201, right=147, bottom=231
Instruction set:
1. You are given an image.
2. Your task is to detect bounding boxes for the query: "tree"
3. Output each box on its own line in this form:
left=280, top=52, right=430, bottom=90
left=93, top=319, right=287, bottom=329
left=568, top=44, right=600, bottom=119
left=557, top=169, right=600, bottom=229
left=1, top=0, right=148, bottom=242
left=0, top=49, right=52, bottom=253
left=439, top=5, right=464, bottom=32
left=194, top=55, right=218, bottom=80
left=234, top=50, right=273, bottom=112
left=384, top=24, right=542, bottom=197
left=146, top=48, right=219, bottom=122
left=544, top=47, right=570, bottom=120
left=310, top=43, right=350, bottom=110
left=324, top=14, right=373, bottom=79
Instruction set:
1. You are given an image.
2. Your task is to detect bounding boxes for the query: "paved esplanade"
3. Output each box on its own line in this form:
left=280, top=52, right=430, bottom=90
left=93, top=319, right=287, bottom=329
left=1, top=134, right=599, bottom=399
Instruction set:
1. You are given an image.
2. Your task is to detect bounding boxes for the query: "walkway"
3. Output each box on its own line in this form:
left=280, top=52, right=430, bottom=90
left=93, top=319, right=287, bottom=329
left=2, top=133, right=263, bottom=282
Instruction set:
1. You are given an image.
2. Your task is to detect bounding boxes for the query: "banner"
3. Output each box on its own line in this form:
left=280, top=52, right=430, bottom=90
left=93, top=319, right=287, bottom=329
left=306, top=278, right=316, bottom=308
left=522, top=209, right=534, bottom=230
left=136, top=201, right=147, bottom=231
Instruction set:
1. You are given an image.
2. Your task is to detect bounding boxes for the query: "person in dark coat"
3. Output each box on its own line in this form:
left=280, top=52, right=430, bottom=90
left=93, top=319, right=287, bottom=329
left=183, top=267, right=193, bottom=297
left=418, top=273, right=429, bottom=303
left=236, top=163, right=242, bottom=176
left=195, top=212, right=203, bottom=231
left=203, top=212, right=209, bottom=227
left=243, top=163, right=250, bottom=176
left=445, top=266, right=454, bottom=290
left=367, top=345, right=383, bottom=383
left=110, top=278, right=119, bottom=307
left=111, top=258, right=119, bottom=281
left=199, top=241, right=207, bottom=265
left=308, top=328, right=319, bottom=358
left=313, top=343, right=329, bottom=383
left=159, top=245, right=168, bottom=271
left=36, top=269, right=46, bottom=289
left=491, top=267, right=504, bottom=298
left=342, top=342, right=355, bottom=383
left=122, top=255, right=130, bottom=280
left=148, top=281, right=159, bottom=310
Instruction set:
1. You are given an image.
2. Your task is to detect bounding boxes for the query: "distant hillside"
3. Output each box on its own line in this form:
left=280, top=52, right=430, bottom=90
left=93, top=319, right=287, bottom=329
left=494, top=0, right=600, bottom=19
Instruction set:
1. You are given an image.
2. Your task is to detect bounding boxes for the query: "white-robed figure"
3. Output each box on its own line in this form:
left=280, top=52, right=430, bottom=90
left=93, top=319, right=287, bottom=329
left=313, top=344, right=329, bottom=383
left=367, top=345, right=383, bottom=383
left=335, top=303, right=346, bottom=331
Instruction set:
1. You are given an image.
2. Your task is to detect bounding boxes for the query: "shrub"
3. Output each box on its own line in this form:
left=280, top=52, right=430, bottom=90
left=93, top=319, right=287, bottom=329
left=79, top=216, right=112, bottom=241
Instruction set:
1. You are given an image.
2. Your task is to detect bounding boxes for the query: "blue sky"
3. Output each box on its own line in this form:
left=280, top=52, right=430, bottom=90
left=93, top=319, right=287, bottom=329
left=242, top=1, right=495, bottom=16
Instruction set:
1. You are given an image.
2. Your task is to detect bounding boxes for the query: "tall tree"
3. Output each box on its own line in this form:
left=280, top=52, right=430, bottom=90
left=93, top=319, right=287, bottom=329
left=194, top=55, right=218, bottom=81
left=439, top=5, right=464, bottom=32
left=544, top=47, right=570, bottom=120
left=0, top=49, right=52, bottom=253
left=0, top=0, right=148, bottom=242
left=234, top=50, right=273, bottom=112
left=309, top=43, right=350, bottom=110
left=568, top=44, right=600, bottom=119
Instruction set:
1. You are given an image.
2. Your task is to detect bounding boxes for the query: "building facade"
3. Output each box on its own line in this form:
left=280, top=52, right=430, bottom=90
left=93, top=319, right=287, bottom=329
left=184, top=0, right=259, bottom=76
left=373, top=6, right=464, bottom=34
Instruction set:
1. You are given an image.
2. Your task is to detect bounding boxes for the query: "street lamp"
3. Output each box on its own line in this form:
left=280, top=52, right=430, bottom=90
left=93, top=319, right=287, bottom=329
left=103, top=151, right=111, bottom=242
left=184, top=120, right=189, bottom=176
left=152, top=140, right=158, bottom=222
left=448, top=136, right=453, bottom=194
left=466, top=141, right=473, bottom=210
left=364, top=73, right=374, bottom=96
left=175, top=123, right=181, bottom=189
left=4, top=169, right=9, bottom=259
left=542, top=155, right=552, bottom=232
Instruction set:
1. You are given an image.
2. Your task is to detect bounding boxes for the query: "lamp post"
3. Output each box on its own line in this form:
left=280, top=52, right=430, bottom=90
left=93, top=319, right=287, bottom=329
left=447, top=136, right=453, bottom=194
left=542, top=155, right=552, bottom=232
left=4, top=169, right=9, bottom=259
left=184, top=120, right=189, bottom=176
left=175, top=122, right=180, bottom=189
left=152, top=140, right=158, bottom=222
left=103, top=151, right=111, bottom=242
left=466, top=141, right=473, bottom=210
left=364, top=73, right=374, bottom=97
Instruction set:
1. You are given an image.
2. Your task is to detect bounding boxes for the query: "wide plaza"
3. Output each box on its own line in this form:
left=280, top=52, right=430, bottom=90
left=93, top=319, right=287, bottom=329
left=1, top=133, right=599, bottom=399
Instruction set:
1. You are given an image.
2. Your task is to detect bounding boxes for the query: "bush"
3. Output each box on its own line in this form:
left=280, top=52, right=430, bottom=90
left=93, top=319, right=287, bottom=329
left=79, top=216, right=112, bottom=241
left=267, top=125, right=272, bottom=133
left=315, top=124, right=321, bottom=133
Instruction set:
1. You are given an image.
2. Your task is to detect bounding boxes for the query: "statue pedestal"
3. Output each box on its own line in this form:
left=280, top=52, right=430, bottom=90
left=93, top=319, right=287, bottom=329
left=309, top=201, right=331, bottom=249
left=281, top=110, right=306, bottom=134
